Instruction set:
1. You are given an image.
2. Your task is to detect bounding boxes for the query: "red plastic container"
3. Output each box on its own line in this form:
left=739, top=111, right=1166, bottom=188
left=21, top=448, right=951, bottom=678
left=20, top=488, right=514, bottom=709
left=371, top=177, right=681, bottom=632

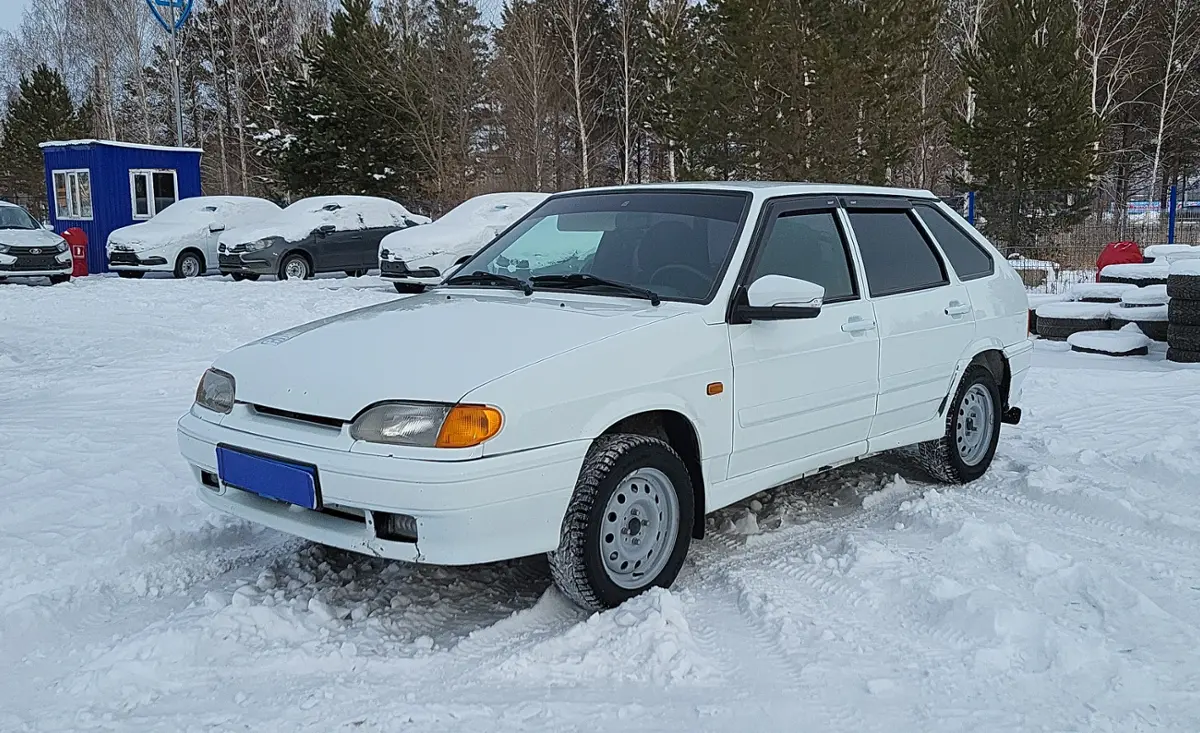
left=1095, top=240, right=1141, bottom=282
left=63, top=227, right=89, bottom=277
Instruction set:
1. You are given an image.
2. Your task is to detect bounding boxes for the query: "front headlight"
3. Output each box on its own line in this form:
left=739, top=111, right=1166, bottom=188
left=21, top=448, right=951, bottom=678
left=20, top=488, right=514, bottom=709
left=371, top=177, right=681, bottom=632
left=195, top=368, right=236, bottom=414
left=350, top=402, right=502, bottom=448
left=56, top=240, right=68, bottom=253
left=0, top=244, right=9, bottom=254
left=247, top=238, right=277, bottom=252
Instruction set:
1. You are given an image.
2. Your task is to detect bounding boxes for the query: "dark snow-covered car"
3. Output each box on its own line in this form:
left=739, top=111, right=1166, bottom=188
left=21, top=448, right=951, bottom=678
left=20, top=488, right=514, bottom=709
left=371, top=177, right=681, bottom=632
left=0, top=201, right=71, bottom=285
left=218, top=196, right=430, bottom=281
left=380, top=192, right=548, bottom=293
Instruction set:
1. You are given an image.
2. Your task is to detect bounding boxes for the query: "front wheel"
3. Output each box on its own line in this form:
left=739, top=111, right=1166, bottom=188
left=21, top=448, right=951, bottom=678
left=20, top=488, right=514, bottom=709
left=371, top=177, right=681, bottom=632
left=278, top=254, right=311, bottom=280
left=549, top=434, right=694, bottom=611
left=174, top=251, right=204, bottom=278
left=910, top=364, right=1002, bottom=484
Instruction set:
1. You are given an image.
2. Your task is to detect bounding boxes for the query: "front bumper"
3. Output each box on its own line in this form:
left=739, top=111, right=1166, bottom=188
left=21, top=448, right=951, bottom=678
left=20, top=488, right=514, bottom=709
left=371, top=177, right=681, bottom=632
left=177, top=411, right=585, bottom=565
left=108, top=250, right=170, bottom=271
left=219, top=252, right=277, bottom=275
left=379, top=258, right=440, bottom=283
left=0, top=251, right=71, bottom=277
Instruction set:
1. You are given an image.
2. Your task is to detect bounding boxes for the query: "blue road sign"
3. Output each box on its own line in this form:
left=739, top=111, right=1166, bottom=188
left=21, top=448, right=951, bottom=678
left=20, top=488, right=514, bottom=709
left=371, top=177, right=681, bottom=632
left=146, top=0, right=194, bottom=32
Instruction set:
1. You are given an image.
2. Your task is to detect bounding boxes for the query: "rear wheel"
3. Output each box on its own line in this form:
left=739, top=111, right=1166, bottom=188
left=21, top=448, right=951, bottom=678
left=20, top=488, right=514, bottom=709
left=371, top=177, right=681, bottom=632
left=174, top=250, right=204, bottom=279
left=910, top=365, right=1002, bottom=484
left=117, top=270, right=145, bottom=279
left=279, top=253, right=311, bottom=280
left=549, top=434, right=694, bottom=611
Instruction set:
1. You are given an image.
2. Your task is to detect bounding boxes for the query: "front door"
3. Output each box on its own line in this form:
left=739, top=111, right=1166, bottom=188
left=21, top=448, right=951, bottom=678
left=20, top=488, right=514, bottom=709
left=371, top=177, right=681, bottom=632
left=728, top=198, right=880, bottom=479
left=841, top=204, right=977, bottom=439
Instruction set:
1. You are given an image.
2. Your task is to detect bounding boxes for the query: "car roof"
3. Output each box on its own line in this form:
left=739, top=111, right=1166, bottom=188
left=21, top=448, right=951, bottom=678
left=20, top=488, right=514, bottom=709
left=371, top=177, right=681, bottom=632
left=553, top=181, right=939, bottom=200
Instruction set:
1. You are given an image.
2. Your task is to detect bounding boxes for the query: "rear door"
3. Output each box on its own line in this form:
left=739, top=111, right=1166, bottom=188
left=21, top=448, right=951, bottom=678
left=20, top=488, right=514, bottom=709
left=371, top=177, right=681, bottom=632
left=841, top=198, right=976, bottom=441
left=727, top=197, right=880, bottom=479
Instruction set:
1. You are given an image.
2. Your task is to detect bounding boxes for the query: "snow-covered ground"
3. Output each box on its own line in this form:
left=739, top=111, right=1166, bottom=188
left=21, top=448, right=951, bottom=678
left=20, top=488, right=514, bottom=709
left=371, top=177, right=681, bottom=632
left=3, top=276, right=1200, bottom=732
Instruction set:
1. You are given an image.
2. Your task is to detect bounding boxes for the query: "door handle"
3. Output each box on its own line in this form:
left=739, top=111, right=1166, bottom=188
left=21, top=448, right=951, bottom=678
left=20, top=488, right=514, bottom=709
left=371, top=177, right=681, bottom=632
left=945, top=301, right=972, bottom=316
left=841, top=317, right=877, bottom=333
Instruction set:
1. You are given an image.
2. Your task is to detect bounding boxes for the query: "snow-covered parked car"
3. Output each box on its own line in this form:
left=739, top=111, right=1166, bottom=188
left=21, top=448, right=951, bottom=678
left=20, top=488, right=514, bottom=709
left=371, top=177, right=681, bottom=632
left=218, top=196, right=430, bottom=281
left=178, top=183, right=1032, bottom=610
left=0, top=200, right=71, bottom=284
left=380, top=192, right=548, bottom=293
left=106, top=196, right=282, bottom=279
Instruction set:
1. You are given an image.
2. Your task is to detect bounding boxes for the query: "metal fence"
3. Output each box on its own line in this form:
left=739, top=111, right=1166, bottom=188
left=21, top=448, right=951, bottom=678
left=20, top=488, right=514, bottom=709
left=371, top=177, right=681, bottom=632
left=939, top=187, right=1199, bottom=293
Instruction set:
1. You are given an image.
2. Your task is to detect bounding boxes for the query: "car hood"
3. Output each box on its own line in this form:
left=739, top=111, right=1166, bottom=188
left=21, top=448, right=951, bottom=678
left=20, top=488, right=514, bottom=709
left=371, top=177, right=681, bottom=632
left=0, top=229, right=62, bottom=248
left=215, top=291, right=686, bottom=420
left=108, top=222, right=205, bottom=251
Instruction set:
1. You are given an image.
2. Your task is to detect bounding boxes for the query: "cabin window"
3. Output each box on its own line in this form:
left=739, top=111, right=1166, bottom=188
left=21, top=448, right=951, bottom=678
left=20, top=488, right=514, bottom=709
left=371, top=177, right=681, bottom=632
left=52, top=169, right=93, bottom=220
left=129, top=169, right=178, bottom=219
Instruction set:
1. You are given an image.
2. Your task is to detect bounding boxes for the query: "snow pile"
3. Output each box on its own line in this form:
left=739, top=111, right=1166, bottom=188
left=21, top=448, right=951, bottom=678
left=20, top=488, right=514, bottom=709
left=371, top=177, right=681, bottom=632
left=227, top=195, right=430, bottom=244
left=1034, top=301, right=1112, bottom=319
left=379, top=192, right=548, bottom=277
left=1062, top=282, right=1136, bottom=301
left=1169, top=259, right=1200, bottom=277
left=1100, top=262, right=1170, bottom=280
left=1026, top=293, right=1067, bottom=308
left=1067, top=329, right=1150, bottom=355
left=1144, top=244, right=1200, bottom=262
left=488, top=588, right=717, bottom=685
left=1119, top=284, right=1168, bottom=306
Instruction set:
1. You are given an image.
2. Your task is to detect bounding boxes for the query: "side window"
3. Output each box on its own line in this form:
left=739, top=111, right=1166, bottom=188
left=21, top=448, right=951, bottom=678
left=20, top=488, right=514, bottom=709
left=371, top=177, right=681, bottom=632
left=130, top=170, right=178, bottom=219
left=52, top=169, right=93, bottom=220
left=848, top=210, right=947, bottom=297
left=914, top=204, right=993, bottom=280
left=749, top=210, right=857, bottom=302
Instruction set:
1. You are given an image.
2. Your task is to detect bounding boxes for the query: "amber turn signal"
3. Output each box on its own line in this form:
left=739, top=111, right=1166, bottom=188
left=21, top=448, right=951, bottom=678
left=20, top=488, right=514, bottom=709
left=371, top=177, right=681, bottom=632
left=707, top=382, right=724, bottom=395
left=436, top=404, right=504, bottom=448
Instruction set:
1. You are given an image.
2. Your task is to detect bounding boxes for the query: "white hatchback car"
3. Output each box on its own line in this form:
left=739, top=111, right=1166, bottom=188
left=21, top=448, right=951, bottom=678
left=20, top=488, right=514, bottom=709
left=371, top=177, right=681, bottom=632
left=107, top=196, right=282, bottom=278
left=179, top=183, right=1032, bottom=610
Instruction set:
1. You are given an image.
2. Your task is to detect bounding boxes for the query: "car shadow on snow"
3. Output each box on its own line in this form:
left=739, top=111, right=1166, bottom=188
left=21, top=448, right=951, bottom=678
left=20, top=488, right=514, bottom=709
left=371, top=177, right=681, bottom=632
left=218, top=453, right=931, bottom=652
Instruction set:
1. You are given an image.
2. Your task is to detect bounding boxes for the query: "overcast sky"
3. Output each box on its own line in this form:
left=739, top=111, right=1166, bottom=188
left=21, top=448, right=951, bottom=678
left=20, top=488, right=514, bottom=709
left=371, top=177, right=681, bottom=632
left=0, top=0, right=29, bottom=33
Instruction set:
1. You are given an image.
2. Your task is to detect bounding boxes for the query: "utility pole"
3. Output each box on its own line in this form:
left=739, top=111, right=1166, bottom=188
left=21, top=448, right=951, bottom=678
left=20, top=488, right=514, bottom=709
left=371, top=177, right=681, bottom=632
left=168, top=1, right=185, bottom=147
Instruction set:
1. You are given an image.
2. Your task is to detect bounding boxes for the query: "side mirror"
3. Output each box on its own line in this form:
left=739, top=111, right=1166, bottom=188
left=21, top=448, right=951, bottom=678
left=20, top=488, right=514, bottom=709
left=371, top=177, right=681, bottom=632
left=732, top=275, right=824, bottom=324
left=43, top=222, right=55, bottom=231
left=209, top=222, right=226, bottom=233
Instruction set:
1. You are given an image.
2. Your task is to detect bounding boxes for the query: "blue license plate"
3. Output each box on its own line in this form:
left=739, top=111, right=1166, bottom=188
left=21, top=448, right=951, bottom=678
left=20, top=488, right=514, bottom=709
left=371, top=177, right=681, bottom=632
left=216, top=446, right=319, bottom=509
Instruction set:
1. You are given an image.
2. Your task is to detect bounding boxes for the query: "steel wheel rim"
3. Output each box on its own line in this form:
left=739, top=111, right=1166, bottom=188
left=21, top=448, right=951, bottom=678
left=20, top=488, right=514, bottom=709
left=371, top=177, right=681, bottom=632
left=600, top=467, right=680, bottom=589
left=285, top=259, right=307, bottom=279
left=956, top=384, right=995, bottom=466
left=181, top=256, right=200, bottom=277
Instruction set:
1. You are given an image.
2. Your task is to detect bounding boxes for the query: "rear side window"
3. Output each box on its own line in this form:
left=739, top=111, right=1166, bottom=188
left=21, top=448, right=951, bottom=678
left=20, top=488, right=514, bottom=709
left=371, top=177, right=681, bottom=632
left=915, top=204, right=993, bottom=280
left=848, top=210, right=947, bottom=297
left=749, top=211, right=857, bottom=301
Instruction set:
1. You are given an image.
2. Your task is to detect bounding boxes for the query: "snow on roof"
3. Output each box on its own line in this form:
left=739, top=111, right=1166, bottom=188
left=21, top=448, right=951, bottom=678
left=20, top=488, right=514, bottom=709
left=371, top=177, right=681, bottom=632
left=39, top=139, right=202, bottom=154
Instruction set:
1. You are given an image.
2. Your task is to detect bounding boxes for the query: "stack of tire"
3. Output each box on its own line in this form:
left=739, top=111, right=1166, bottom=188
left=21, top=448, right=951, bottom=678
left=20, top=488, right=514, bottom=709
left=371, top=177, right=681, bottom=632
left=1110, top=284, right=1169, bottom=342
left=1167, top=261, right=1200, bottom=364
left=1098, top=262, right=1170, bottom=286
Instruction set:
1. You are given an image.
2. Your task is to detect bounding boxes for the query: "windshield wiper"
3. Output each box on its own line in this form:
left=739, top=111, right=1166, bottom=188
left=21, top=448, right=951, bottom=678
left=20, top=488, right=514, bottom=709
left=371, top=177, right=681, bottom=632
left=443, top=270, right=532, bottom=295
left=530, top=273, right=661, bottom=306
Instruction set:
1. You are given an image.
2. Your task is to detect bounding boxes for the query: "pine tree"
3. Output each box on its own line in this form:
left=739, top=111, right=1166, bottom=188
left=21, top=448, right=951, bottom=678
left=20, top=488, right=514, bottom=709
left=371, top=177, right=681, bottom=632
left=0, top=65, right=86, bottom=200
left=951, top=0, right=1103, bottom=252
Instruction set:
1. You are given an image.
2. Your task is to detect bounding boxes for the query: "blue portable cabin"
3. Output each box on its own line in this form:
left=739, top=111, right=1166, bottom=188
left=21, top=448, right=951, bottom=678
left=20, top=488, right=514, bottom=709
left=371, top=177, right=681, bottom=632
left=40, top=139, right=203, bottom=273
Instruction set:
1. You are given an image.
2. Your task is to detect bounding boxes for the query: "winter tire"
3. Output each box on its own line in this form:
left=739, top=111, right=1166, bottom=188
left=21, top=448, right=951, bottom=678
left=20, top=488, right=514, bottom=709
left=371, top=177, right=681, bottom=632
left=1111, top=317, right=1168, bottom=342
left=1034, top=316, right=1109, bottom=341
left=48, top=274, right=70, bottom=285
left=1167, top=347, right=1200, bottom=364
left=117, top=270, right=145, bottom=279
left=549, top=434, right=694, bottom=611
left=174, top=251, right=204, bottom=279
left=1027, top=309, right=1037, bottom=335
left=1168, top=299, right=1200, bottom=326
left=394, top=282, right=424, bottom=294
left=910, top=364, right=1002, bottom=484
left=1166, top=274, right=1200, bottom=300
left=279, top=253, right=312, bottom=280
left=1167, top=323, right=1200, bottom=352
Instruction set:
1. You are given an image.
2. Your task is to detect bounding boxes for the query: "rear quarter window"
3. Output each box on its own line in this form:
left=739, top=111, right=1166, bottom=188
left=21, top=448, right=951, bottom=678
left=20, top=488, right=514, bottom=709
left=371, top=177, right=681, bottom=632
left=848, top=210, right=948, bottom=297
left=915, top=204, right=994, bottom=280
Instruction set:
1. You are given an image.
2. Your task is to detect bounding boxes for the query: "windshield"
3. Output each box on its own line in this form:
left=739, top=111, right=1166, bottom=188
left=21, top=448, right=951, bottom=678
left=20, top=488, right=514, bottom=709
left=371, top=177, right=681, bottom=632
left=450, top=191, right=750, bottom=303
left=0, top=205, right=39, bottom=230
